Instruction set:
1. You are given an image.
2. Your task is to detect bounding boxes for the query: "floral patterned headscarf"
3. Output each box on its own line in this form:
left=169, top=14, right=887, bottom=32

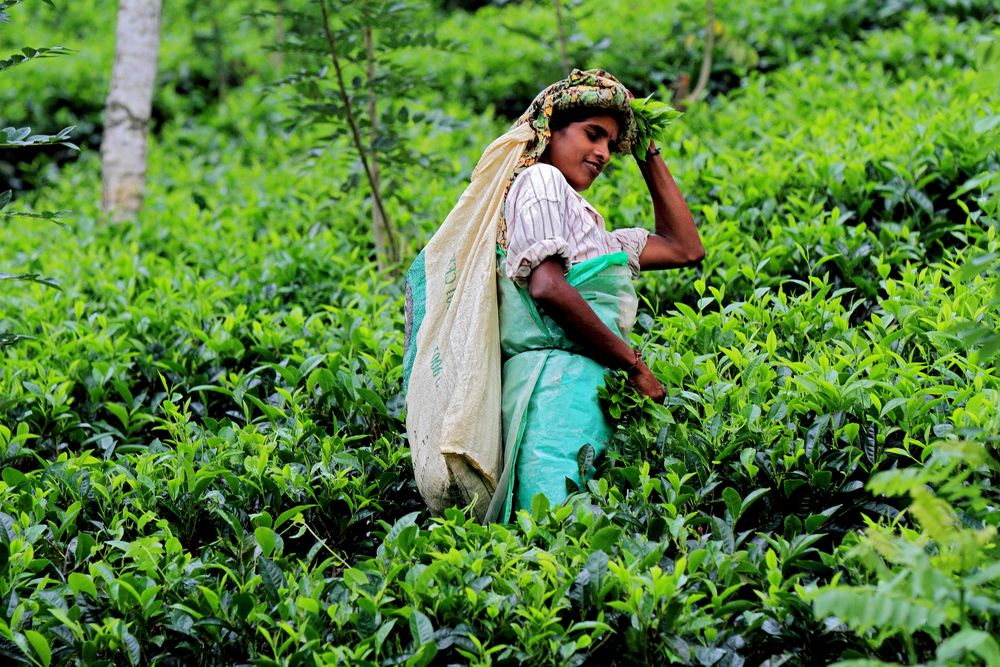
left=497, top=68, right=636, bottom=248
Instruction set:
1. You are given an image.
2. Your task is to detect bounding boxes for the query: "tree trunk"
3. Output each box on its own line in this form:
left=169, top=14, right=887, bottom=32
left=101, top=0, right=162, bottom=222
left=683, top=0, right=715, bottom=107
left=553, top=0, right=570, bottom=75
left=273, top=0, right=286, bottom=70
left=365, top=26, right=390, bottom=272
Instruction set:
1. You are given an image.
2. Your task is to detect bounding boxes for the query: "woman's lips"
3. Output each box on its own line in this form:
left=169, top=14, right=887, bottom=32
left=584, top=160, right=601, bottom=177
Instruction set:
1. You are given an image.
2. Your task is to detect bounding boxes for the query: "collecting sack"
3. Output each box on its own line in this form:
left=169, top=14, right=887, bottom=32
left=403, top=123, right=534, bottom=520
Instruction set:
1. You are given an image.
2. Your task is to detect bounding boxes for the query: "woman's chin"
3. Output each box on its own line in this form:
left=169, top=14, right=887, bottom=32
left=565, top=172, right=594, bottom=191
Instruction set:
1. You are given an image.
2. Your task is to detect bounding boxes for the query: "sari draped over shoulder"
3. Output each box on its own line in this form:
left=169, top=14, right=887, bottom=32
left=486, top=251, right=638, bottom=521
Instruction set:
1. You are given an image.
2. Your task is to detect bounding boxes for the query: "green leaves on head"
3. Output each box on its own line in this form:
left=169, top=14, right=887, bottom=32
left=630, top=95, right=682, bottom=160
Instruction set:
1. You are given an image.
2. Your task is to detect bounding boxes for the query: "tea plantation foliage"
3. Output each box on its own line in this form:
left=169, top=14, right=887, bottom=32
left=2, top=1, right=998, bottom=665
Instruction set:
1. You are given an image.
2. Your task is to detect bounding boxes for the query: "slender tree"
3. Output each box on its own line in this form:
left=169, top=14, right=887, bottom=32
left=683, top=0, right=715, bottom=106
left=364, top=25, right=390, bottom=269
left=553, top=0, right=570, bottom=74
left=317, top=0, right=397, bottom=266
left=276, top=0, right=441, bottom=269
left=101, top=0, right=162, bottom=221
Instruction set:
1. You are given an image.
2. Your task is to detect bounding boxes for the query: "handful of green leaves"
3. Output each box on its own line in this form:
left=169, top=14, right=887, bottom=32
left=630, top=95, right=683, bottom=160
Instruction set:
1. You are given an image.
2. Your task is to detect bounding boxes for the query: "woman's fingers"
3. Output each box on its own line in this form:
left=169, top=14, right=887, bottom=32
left=628, top=365, right=666, bottom=403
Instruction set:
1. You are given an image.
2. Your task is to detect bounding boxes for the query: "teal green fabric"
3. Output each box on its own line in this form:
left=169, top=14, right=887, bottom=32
left=402, top=249, right=426, bottom=394
left=485, top=251, right=637, bottom=522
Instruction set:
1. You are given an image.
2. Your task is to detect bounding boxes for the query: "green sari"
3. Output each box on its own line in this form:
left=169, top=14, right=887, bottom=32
left=486, top=251, right=639, bottom=522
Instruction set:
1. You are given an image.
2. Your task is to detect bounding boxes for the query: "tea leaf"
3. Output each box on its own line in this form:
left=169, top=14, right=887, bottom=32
left=24, top=630, right=50, bottom=667
left=590, top=526, right=622, bottom=553
left=409, top=609, right=434, bottom=646
left=68, top=572, right=97, bottom=600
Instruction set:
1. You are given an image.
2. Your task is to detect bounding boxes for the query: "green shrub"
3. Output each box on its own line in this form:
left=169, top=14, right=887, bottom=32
left=810, top=439, right=1000, bottom=665
left=0, top=2, right=996, bottom=664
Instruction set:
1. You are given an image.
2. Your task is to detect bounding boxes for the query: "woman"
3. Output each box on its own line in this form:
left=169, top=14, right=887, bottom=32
left=487, top=70, right=704, bottom=519
left=403, top=69, right=703, bottom=523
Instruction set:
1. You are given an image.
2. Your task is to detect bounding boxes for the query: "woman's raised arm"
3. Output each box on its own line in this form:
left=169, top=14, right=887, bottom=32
left=635, top=142, right=705, bottom=270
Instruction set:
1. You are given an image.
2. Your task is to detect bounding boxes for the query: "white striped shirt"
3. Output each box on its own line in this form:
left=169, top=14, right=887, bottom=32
left=504, top=163, right=649, bottom=286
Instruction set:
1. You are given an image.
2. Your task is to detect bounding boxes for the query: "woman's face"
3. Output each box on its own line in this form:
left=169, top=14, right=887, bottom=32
left=544, top=113, right=619, bottom=192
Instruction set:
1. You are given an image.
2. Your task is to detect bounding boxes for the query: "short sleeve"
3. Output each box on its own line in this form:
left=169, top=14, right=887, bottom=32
left=504, top=165, right=574, bottom=286
left=609, top=227, right=650, bottom=277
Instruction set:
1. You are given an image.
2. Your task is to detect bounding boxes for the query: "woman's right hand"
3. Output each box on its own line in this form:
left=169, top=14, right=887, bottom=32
left=628, top=357, right=666, bottom=403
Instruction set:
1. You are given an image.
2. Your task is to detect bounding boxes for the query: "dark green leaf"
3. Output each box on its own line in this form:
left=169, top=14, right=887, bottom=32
left=590, top=526, right=622, bottom=553
left=258, top=557, right=285, bottom=600
left=121, top=627, right=140, bottom=666
left=409, top=609, right=434, bottom=646
left=722, top=487, right=741, bottom=521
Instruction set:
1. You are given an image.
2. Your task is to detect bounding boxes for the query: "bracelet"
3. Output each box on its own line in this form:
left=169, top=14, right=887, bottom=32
left=623, top=349, right=643, bottom=376
left=647, top=146, right=661, bottom=158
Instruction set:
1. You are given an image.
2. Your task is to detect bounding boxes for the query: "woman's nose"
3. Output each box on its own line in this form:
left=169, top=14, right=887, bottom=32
left=594, top=141, right=610, bottom=163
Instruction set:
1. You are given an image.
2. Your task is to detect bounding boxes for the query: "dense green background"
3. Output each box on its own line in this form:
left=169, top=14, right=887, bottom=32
left=1, top=0, right=998, bottom=665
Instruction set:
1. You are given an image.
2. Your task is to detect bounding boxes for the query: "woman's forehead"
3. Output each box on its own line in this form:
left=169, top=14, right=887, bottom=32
left=579, top=115, right=620, bottom=142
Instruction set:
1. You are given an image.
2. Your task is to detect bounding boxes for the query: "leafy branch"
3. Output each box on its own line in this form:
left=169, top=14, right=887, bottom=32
left=1, top=125, right=78, bottom=149
left=0, top=0, right=52, bottom=22
left=0, top=272, right=60, bottom=289
left=317, top=0, right=398, bottom=266
left=1, top=0, right=70, bottom=343
left=0, top=190, right=69, bottom=226
left=0, top=44, right=72, bottom=72
left=0, top=210, right=70, bottom=225
left=0, top=332, right=33, bottom=347
left=810, top=440, right=1000, bottom=661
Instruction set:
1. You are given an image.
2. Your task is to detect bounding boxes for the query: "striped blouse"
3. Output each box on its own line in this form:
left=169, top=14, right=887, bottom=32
left=504, top=163, right=649, bottom=286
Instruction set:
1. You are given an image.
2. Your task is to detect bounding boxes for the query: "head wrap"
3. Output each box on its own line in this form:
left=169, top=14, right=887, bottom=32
left=498, top=68, right=635, bottom=248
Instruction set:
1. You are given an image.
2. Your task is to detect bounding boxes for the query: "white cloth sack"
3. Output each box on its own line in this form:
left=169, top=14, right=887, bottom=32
left=405, top=123, right=534, bottom=519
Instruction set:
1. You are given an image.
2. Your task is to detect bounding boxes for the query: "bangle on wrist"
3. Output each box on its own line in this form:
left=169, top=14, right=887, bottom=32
left=647, top=146, right=661, bottom=158
left=624, top=349, right=643, bottom=376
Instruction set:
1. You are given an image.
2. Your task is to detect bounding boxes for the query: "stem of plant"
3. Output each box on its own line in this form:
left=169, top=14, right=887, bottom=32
left=684, top=0, right=715, bottom=106
left=318, top=0, right=399, bottom=267
left=273, top=0, right=286, bottom=70
left=904, top=633, right=916, bottom=664
left=553, top=0, right=570, bottom=74
left=303, top=522, right=349, bottom=567
left=365, top=26, right=389, bottom=273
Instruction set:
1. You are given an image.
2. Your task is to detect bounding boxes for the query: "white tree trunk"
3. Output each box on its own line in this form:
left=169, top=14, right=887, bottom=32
left=101, top=0, right=162, bottom=221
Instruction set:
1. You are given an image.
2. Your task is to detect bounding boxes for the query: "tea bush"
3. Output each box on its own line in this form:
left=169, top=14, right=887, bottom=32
left=1, top=2, right=998, bottom=665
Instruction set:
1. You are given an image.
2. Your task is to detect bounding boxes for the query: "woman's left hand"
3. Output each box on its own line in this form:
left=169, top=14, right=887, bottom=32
left=628, top=357, right=666, bottom=403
